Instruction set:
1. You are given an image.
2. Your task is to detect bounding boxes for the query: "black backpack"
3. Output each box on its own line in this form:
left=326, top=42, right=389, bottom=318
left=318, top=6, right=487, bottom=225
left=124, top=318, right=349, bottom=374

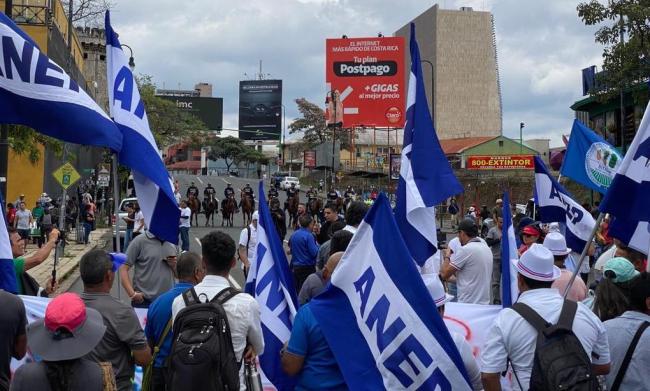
left=511, top=300, right=599, bottom=391
left=167, top=287, right=241, bottom=391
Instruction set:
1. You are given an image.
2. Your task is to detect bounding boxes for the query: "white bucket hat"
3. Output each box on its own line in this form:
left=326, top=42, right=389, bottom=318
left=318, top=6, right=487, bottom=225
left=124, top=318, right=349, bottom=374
left=252, top=211, right=259, bottom=221
left=542, top=232, right=572, bottom=256
left=512, top=243, right=561, bottom=282
left=421, top=274, right=453, bottom=307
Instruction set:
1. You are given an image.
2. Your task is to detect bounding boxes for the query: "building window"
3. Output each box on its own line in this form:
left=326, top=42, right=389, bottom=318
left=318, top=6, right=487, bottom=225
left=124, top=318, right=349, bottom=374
left=100, top=55, right=106, bottom=61
left=83, top=53, right=88, bottom=59
left=498, top=140, right=504, bottom=147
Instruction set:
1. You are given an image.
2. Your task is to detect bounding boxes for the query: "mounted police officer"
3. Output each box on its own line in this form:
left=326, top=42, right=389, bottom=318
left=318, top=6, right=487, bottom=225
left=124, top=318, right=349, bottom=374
left=186, top=181, right=199, bottom=199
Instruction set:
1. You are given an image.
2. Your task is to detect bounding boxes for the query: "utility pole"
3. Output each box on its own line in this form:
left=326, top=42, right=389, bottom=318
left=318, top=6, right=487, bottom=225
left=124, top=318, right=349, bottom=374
left=519, top=122, right=525, bottom=153
left=619, top=13, right=626, bottom=150
left=0, top=0, right=13, bottom=207
left=58, top=0, right=73, bottom=232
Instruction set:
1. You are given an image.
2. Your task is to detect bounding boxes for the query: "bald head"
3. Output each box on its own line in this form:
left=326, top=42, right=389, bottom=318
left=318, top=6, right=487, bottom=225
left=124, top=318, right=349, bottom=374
left=323, top=252, right=344, bottom=281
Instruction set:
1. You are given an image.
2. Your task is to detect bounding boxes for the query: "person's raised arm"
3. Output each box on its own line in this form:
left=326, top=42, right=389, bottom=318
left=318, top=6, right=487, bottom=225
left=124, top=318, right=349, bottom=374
left=23, top=228, right=60, bottom=271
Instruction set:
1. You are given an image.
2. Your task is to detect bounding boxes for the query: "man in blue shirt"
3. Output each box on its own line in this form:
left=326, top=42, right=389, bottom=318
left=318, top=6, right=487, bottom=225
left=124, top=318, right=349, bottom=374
left=282, top=254, right=347, bottom=390
left=144, top=252, right=205, bottom=390
left=289, top=215, right=320, bottom=292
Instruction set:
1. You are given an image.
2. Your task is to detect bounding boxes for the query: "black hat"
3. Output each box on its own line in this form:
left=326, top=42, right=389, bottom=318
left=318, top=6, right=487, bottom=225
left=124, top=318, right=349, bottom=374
left=457, top=218, right=478, bottom=236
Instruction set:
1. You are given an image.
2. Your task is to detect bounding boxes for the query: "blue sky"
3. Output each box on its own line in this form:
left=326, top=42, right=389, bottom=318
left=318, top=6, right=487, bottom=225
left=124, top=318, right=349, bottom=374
left=105, top=0, right=605, bottom=147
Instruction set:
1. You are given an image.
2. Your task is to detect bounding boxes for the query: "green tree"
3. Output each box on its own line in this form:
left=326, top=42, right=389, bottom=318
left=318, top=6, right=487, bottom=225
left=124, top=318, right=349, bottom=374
left=206, top=136, right=246, bottom=173
left=288, top=98, right=354, bottom=149
left=136, top=75, right=209, bottom=148
left=577, top=0, right=650, bottom=101
left=8, top=126, right=63, bottom=164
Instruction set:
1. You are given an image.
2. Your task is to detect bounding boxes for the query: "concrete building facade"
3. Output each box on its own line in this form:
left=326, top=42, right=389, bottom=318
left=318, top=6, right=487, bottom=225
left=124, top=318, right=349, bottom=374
left=395, top=5, right=503, bottom=139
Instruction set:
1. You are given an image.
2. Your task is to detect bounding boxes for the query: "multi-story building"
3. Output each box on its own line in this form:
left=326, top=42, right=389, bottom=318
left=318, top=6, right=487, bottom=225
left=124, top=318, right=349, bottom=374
left=76, top=27, right=108, bottom=111
left=394, top=4, right=503, bottom=139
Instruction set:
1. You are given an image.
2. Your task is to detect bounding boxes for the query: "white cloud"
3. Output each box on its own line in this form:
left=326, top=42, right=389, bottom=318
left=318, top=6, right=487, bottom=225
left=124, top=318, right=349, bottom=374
left=107, top=0, right=606, bottom=146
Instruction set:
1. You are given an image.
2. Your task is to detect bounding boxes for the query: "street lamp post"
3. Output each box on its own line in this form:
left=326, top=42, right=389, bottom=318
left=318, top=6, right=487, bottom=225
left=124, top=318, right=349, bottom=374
left=280, top=104, right=286, bottom=171
left=420, top=60, right=435, bottom=122
left=120, top=44, right=136, bottom=70
left=519, top=122, right=525, bottom=153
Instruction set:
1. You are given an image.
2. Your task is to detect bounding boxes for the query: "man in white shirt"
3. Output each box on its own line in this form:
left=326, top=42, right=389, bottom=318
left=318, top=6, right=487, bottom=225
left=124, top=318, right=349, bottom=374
left=480, top=244, right=611, bottom=391
left=13, top=202, right=32, bottom=252
left=171, top=231, right=264, bottom=391
left=440, top=218, right=492, bottom=304
left=238, top=211, right=258, bottom=277
left=179, top=200, right=191, bottom=252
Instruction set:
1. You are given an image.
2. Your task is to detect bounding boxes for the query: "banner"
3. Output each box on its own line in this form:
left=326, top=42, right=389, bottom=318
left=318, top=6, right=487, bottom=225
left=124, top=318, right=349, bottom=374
left=326, top=37, right=405, bottom=127
left=303, top=150, right=316, bottom=169
left=466, top=155, right=534, bottom=170
left=389, top=153, right=401, bottom=180
left=0, top=12, right=122, bottom=152
left=560, top=119, right=622, bottom=194
left=238, top=80, right=282, bottom=140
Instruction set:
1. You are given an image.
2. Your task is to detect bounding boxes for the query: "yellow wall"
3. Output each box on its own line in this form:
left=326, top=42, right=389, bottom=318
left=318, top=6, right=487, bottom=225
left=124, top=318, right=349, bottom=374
left=7, top=145, right=45, bottom=208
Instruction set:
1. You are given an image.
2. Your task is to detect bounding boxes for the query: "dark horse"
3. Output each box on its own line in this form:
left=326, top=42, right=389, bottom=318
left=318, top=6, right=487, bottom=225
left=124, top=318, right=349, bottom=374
left=307, top=197, right=322, bottom=220
left=241, top=194, right=254, bottom=227
left=202, top=194, right=218, bottom=227
left=188, top=195, right=201, bottom=227
left=221, top=196, right=236, bottom=227
left=287, top=194, right=299, bottom=229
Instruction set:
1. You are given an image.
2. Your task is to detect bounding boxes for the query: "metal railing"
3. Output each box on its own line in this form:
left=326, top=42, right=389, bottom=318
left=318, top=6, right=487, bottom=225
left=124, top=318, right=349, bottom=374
left=12, top=3, right=50, bottom=25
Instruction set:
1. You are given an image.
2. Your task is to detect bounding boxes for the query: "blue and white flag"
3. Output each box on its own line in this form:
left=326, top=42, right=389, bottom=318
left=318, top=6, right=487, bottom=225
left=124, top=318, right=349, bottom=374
left=560, top=119, right=622, bottom=194
left=245, top=182, right=297, bottom=391
left=0, top=192, right=16, bottom=294
left=395, top=23, right=463, bottom=268
left=608, top=218, right=650, bottom=256
left=600, top=100, right=650, bottom=225
left=0, top=12, right=121, bottom=151
left=310, top=193, right=471, bottom=390
left=105, top=11, right=179, bottom=244
left=534, top=156, right=595, bottom=253
left=501, top=191, right=519, bottom=307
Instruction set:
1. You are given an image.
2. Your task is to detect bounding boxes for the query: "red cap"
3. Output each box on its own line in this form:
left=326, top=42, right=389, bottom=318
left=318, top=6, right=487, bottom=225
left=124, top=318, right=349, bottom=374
left=44, top=293, right=87, bottom=333
left=522, top=225, right=541, bottom=236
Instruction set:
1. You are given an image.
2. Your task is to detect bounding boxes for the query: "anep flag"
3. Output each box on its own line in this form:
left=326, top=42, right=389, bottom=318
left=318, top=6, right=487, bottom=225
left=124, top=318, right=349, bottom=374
left=0, top=12, right=121, bottom=151
left=310, top=193, right=471, bottom=390
left=500, top=191, right=519, bottom=307
left=560, top=119, right=622, bottom=194
left=0, top=191, right=16, bottom=294
left=534, top=156, right=595, bottom=253
left=245, top=182, right=297, bottom=391
left=106, top=11, right=179, bottom=244
left=395, top=23, right=463, bottom=268
left=600, top=100, right=650, bottom=223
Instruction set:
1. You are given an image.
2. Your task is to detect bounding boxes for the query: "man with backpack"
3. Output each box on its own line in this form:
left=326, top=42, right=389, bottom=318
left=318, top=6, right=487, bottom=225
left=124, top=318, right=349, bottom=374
left=143, top=252, right=205, bottom=391
left=480, top=244, right=611, bottom=391
left=171, top=231, right=264, bottom=391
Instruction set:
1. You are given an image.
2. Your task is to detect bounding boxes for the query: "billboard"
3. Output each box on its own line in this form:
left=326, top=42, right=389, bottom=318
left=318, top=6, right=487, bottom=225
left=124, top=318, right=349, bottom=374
left=158, top=96, right=223, bottom=130
left=466, top=155, right=535, bottom=170
left=326, top=37, right=405, bottom=128
left=239, top=80, right=282, bottom=140
left=304, top=151, right=316, bottom=169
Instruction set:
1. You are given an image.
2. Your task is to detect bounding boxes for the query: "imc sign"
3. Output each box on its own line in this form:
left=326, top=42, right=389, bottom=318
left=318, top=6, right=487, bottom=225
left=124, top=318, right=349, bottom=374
left=326, top=37, right=405, bottom=128
left=158, top=96, right=223, bottom=130
left=467, top=155, right=535, bottom=170
left=304, top=150, right=316, bottom=169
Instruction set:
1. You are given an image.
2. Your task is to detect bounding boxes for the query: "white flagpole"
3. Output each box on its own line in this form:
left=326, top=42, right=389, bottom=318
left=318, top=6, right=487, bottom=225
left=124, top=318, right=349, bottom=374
left=112, top=153, right=122, bottom=299
left=563, top=212, right=603, bottom=299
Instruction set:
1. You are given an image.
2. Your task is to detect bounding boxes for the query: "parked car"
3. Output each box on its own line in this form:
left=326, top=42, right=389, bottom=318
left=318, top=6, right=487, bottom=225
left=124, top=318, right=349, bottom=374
left=280, top=176, right=300, bottom=190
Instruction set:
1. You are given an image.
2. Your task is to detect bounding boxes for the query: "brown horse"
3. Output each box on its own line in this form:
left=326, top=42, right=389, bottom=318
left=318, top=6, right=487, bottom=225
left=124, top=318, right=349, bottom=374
left=188, top=195, right=201, bottom=227
left=221, top=196, right=236, bottom=227
left=202, top=194, right=219, bottom=227
left=241, top=194, right=254, bottom=226
left=287, top=194, right=299, bottom=229
left=307, top=197, right=322, bottom=219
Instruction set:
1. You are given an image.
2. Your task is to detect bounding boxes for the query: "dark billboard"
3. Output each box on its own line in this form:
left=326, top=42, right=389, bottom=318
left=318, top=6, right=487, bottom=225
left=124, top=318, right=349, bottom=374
left=238, top=80, right=282, bottom=140
left=159, top=96, right=223, bottom=130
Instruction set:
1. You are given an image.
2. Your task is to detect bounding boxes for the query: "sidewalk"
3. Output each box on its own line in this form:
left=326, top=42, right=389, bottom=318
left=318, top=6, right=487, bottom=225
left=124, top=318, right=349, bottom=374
left=26, top=228, right=112, bottom=296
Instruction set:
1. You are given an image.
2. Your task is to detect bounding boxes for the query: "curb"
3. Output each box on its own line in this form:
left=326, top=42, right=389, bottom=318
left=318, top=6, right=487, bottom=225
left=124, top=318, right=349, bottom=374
left=58, top=230, right=112, bottom=284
